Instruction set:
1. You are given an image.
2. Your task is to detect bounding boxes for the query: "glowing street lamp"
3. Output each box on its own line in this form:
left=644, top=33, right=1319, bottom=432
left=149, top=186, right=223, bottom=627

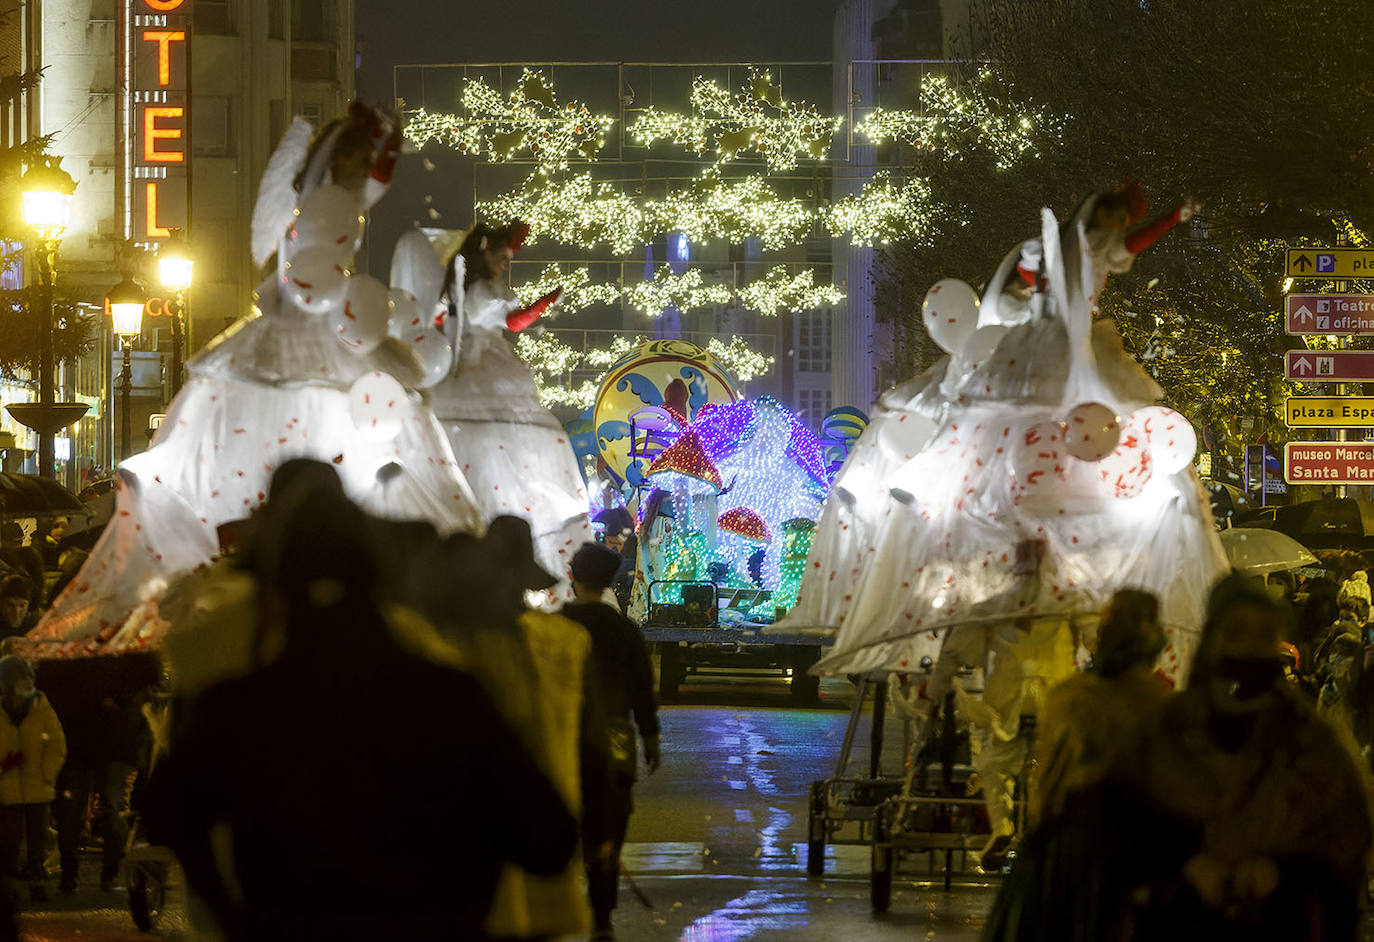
left=157, top=232, right=192, bottom=394
left=11, top=157, right=80, bottom=478
left=106, top=277, right=146, bottom=461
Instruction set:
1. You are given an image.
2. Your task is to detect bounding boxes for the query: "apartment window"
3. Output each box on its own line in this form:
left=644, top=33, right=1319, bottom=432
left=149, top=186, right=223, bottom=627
left=796, top=311, right=832, bottom=373
left=291, top=0, right=328, bottom=42
left=197, top=0, right=232, bottom=34
left=267, top=0, right=286, bottom=39
left=193, top=97, right=234, bottom=157
left=796, top=389, right=832, bottom=431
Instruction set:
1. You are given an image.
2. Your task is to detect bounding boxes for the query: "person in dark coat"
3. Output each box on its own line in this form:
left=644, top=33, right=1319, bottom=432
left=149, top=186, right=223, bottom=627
left=144, top=472, right=578, bottom=941
left=560, top=542, right=660, bottom=941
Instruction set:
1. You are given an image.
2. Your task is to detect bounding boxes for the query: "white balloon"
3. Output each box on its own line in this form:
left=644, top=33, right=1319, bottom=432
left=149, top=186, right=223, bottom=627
left=960, top=324, right=1009, bottom=370
left=387, top=288, right=426, bottom=338
left=283, top=247, right=348, bottom=314
left=348, top=371, right=408, bottom=441
left=922, top=278, right=980, bottom=354
left=1063, top=402, right=1122, bottom=462
left=1097, top=410, right=1154, bottom=498
left=1137, top=406, right=1198, bottom=474
left=1009, top=421, right=1065, bottom=496
left=290, top=183, right=364, bottom=258
left=330, top=274, right=392, bottom=354
left=402, top=325, right=453, bottom=388
left=876, top=412, right=936, bottom=463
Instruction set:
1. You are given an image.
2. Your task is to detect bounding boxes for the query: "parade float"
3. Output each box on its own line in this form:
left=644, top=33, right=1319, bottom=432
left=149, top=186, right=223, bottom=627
left=785, top=188, right=1227, bottom=908
left=584, top=339, right=853, bottom=701
left=22, top=109, right=483, bottom=659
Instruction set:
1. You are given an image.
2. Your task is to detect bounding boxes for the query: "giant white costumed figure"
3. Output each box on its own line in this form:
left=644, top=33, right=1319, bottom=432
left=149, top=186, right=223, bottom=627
left=781, top=182, right=1225, bottom=859
left=388, top=221, right=592, bottom=585
left=28, top=105, right=483, bottom=655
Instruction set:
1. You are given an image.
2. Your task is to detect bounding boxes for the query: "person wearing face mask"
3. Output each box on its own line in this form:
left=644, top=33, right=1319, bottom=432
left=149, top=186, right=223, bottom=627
left=0, top=656, right=66, bottom=903
left=1107, top=574, right=1373, bottom=940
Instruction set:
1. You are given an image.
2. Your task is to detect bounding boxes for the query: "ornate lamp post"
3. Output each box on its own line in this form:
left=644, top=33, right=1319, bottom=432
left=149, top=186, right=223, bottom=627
left=106, top=277, right=146, bottom=461
left=6, top=157, right=86, bottom=479
left=157, top=232, right=192, bottom=395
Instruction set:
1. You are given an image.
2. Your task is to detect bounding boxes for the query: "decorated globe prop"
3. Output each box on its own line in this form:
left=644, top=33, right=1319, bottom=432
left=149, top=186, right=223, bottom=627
left=593, top=340, right=739, bottom=488
left=820, top=406, right=869, bottom=477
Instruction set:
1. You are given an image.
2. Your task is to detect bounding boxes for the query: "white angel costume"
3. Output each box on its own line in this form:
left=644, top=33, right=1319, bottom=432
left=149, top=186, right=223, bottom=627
left=25, top=114, right=483, bottom=656
left=781, top=196, right=1225, bottom=684
left=394, top=235, right=590, bottom=585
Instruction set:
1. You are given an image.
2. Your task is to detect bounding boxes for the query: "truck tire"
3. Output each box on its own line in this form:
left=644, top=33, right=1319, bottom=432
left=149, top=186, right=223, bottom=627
left=658, top=644, right=684, bottom=701
left=789, top=645, right=823, bottom=705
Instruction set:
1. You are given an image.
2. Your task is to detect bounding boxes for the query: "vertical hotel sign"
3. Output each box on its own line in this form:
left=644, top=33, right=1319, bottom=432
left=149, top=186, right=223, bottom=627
left=121, top=0, right=190, bottom=246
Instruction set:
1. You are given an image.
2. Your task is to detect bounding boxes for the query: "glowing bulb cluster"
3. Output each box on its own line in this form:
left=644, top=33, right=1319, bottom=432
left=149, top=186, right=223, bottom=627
left=404, top=69, right=615, bottom=172
left=629, top=68, right=840, bottom=172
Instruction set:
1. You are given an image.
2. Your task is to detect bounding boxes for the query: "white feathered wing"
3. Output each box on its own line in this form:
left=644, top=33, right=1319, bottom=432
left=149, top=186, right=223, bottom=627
left=250, top=117, right=315, bottom=268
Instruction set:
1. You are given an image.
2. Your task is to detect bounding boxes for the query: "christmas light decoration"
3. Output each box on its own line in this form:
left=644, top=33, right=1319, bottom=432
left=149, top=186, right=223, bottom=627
left=825, top=172, right=936, bottom=247
left=718, top=506, right=772, bottom=543
left=624, top=265, right=733, bottom=316
left=647, top=429, right=725, bottom=491
left=854, top=69, right=1054, bottom=171
left=513, top=264, right=623, bottom=313
left=479, top=172, right=645, bottom=254
left=704, top=337, right=774, bottom=383
left=629, top=68, right=840, bottom=172
left=735, top=266, right=844, bottom=317
left=404, top=69, right=615, bottom=172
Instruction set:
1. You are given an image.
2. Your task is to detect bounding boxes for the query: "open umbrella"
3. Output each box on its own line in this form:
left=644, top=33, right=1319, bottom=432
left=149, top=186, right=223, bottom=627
left=0, top=473, right=88, bottom=520
left=1269, top=498, right=1374, bottom=549
left=1219, top=527, right=1318, bottom=575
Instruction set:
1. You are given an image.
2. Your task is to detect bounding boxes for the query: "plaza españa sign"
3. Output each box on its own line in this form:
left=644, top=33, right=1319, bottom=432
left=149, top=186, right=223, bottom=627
left=1285, top=442, right=1374, bottom=485
left=1285, top=350, right=1374, bottom=382
left=1285, top=397, right=1374, bottom=428
left=1286, top=248, right=1374, bottom=279
left=1285, top=294, right=1374, bottom=335
left=123, top=0, right=191, bottom=247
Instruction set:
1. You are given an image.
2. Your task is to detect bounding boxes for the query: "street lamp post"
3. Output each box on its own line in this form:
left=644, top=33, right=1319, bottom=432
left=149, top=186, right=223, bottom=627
left=106, top=277, right=146, bottom=461
left=157, top=232, right=193, bottom=395
left=20, top=157, right=77, bottom=479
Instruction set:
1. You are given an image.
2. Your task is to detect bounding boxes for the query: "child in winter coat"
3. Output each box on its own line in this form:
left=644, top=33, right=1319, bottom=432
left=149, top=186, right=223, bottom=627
left=0, top=656, right=66, bottom=901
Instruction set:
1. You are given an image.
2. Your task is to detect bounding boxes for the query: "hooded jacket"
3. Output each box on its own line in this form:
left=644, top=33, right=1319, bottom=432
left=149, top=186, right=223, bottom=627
left=0, top=658, right=66, bottom=806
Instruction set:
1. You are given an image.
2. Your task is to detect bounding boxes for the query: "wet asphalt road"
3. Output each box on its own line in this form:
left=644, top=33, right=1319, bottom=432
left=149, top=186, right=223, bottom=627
left=17, top=670, right=1000, bottom=940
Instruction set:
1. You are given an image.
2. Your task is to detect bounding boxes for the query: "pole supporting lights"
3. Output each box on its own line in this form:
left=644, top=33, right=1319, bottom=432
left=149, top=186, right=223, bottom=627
left=157, top=231, right=192, bottom=395
left=106, top=276, right=146, bottom=462
left=18, top=157, right=77, bottom=479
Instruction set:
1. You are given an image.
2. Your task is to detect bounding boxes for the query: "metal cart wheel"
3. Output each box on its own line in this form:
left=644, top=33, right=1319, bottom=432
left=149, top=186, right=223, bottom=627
left=806, top=780, right=827, bottom=876
left=128, top=861, right=168, bottom=932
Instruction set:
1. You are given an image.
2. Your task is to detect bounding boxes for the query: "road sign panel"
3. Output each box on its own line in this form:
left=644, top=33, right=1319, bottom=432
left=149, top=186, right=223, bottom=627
left=1285, top=350, right=1374, bottom=381
left=1286, top=294, right=1374, bottom=334
left=1285, top=397, right=1374, bottom=427
left=1285, top=442, right=1374, bottom=484
left=1287, top=248, right=1374, bottom=279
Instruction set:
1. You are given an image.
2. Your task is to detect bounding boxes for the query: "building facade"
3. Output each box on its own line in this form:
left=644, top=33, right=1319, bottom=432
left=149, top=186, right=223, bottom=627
left=7, top=0, right=353, bottom=484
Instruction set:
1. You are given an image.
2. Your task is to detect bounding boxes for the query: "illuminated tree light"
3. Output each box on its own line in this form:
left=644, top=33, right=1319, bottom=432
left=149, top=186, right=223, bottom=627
left=705, top=336, right=775, bottom=382
left=825, top=172, right=936, bottom=247
left=735, top=266, right=845, bottom=316
left=645, top=173, right=815, bottom=250
left=513, top=264, right=623, bottom=313
left=854, top=68, right=1057, bottom=171
left=403, top=69, right=615, bottom=172
left=479, top=172, right=646, bottom=254
left=629, top=68, right=840, bottom=172
left=624, top=266, right=733, bottom=316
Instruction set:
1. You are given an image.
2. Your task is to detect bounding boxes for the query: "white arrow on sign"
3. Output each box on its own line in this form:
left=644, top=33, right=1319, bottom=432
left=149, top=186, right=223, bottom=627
left=1293, top=304, right=1315, bottom=325
left=1292, top=355, right=1314, bottom=376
